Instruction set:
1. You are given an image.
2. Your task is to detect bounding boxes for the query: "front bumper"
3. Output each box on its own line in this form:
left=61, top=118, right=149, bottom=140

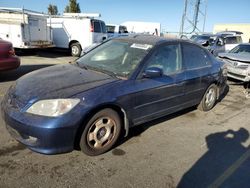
left=223, top=60, right=250, bottom=82
left=1, top=97, right=85, bottom=154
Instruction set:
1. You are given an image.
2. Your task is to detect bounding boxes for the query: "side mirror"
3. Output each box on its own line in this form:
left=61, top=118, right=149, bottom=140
left=143, top=67, right=163, bottom=78
left=217, top=38, right=224, bottom=46
left=201, top=40, right=209, bottom=47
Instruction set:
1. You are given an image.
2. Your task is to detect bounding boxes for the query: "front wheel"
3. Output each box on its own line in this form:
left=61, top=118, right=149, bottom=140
left=80, top=109, right=121, bottom=156
left=198, top=84, right=217, bottom=111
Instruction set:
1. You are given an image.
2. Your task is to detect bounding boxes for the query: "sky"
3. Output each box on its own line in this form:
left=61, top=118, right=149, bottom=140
left=0, top=0, right=250, bottom=33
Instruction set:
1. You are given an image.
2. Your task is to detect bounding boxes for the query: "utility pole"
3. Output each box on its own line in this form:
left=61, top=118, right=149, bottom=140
left=179, top=0, right=208, bottom=37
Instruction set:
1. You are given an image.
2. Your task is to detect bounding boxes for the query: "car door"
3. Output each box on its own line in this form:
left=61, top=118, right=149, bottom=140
left=182, top=43, right=213, bottom=106
left=211, top=37, right=225, bottom=55
left=132, top=43, right=186, bottom=125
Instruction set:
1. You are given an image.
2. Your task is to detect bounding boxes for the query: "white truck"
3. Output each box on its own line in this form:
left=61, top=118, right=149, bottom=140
left=49, top=13, right=108, bottom=56
left=106, top=24, right=128, bottom=38
left=121, top=21, right=161, bottom=36
left=0, top=7, right=54, bottom=49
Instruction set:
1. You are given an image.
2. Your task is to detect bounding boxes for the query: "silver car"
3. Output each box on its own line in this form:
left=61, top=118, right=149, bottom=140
left=218, top=44, right=250, bottom=82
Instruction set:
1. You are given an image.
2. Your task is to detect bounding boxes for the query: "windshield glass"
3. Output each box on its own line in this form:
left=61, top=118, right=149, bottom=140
left=230, top=45, right=250, bottom=54
left=76, top=40, right=152, bottom=78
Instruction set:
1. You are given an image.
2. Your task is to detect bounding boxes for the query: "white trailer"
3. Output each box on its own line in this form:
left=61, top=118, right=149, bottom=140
left=48, top=13, right=107, bottom=56
left=122, top=21, right=161, bottom=36
left=0, top=7, right=54, bottom=49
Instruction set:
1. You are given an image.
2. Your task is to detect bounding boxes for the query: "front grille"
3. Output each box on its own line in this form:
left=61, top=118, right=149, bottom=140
left=226, top=59, right=249, bottom=70
left=228, top=72, right=246, bottom=79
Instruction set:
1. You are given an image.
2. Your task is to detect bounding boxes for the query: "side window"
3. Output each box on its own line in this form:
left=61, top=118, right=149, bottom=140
left=29, top=19, right=38, bottom=27
left=146, top=44, right=182, bottom=75
left=101, top=22, right=107, bottom=33
left=183, top=44, right=211, bottom=69
left=237, top=36, right=242, bottom=43
left=107, top=26, right=115, bottom=33
left=93, top=21, right=101, bottom=33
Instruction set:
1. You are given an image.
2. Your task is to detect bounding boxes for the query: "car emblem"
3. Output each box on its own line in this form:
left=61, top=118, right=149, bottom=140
left=233, top=62, right=238, bottom=67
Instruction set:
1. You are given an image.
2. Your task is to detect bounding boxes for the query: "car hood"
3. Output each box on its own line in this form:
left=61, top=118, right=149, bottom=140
left=11, top=64, right=119, bottom=104
left=218, top=53, right=250, bottom=63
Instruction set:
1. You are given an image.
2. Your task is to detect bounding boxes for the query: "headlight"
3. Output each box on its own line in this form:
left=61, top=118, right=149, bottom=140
left=26, top=99, right=80, bottom=117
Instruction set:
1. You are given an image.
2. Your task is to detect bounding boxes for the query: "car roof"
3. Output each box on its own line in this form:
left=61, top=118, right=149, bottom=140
left=216, top=31, right=243, bottom=35
left=113, top=34, right=182, bottom=46
left=239, top=43, right=250, bottom=46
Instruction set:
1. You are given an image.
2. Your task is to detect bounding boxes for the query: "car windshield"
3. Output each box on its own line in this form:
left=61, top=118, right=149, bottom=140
left=230, top=45, right=250, bottom=54
left=76, top=40, right=152, bottom=79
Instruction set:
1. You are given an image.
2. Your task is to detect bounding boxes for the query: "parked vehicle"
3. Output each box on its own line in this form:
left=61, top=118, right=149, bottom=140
left=49, top=13, right=107, bottom=57
left=106, top=24, right=128, bottom=38
left=190, top=34, right=214, bottom=47
left=218, top=43, right=250, bottom=82
left=122, top=21, right=161, bottom=36
left=1, top=35, right=227, bottom=156
left=0, top=39, right=20, bottom=71
left=0, top=7, right=54, bottom=49
left=208, top=31, right=243, bottom=56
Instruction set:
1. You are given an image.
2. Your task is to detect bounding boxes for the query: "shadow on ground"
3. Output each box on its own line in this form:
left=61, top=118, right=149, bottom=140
left=15, top=48, right=71, bottom=58
left=177, top=128, right=250, bottom=188
left=0, top=64, right=55, bottom=82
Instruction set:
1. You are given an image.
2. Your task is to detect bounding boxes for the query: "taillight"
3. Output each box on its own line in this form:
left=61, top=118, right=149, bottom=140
left=90, top=23, right=94, bottom=32
left=8, top=48, right=15, bottom=56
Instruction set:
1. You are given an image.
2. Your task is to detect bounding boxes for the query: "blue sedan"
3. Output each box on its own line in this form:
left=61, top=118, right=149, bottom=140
left=1, top=35, right=227, bottom=156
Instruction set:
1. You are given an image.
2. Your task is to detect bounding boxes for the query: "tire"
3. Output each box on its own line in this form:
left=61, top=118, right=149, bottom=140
left=80, top=109, right=121, bottom=156
left=70, top=42, right=81, bottom=57
left=198, top=84, right=217, bottom=111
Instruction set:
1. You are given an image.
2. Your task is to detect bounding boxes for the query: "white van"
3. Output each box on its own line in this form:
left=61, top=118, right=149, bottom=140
left=49, top=13, right=107, bottom=56
left=106, top=24, right=128, bottom=38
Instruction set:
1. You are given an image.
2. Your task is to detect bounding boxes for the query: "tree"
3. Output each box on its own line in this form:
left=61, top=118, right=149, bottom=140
left=47, top=4, right=58, bottom=15
left=64, top=0, right=81, bottom=13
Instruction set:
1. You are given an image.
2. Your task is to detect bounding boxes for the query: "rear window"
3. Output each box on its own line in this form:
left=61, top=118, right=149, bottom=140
left=225, top=36, right=242, bottom=44
left=91, top=20, right=106, bottom=33
left=93, top=21, right=101, bottom=33
left=183, top=43, right=211, bottom=69
left=101, top=22, right=107, bottom=33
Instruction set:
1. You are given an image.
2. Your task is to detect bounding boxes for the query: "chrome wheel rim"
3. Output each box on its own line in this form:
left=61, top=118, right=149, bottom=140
left=205, top=88, right=216, bottom=108
left=72, top=46, right=79, bottom=55
left=87, top=117, right=117, bottom=149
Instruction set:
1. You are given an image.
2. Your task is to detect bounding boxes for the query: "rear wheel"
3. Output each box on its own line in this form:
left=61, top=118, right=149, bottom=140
left=70, top=42, right=81, bottom=57
left=198, top=84, right=217, bottom=111
left=80, top=109, right=121, bottom=156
